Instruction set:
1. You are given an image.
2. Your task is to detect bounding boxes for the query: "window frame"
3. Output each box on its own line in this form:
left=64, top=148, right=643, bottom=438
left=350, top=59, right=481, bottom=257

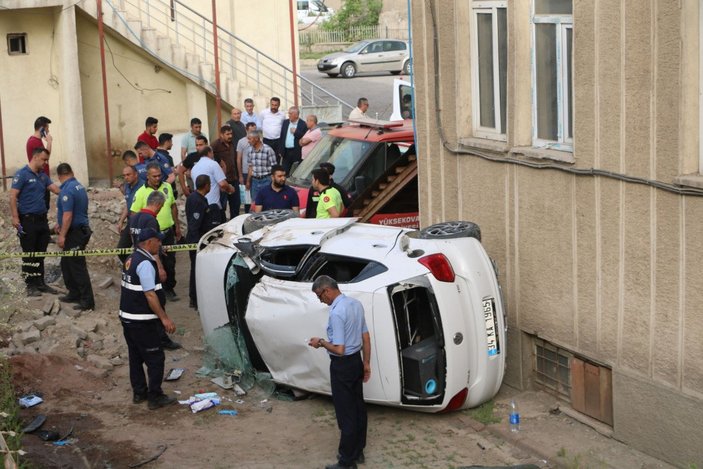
left=7, top=33, right=28, bottom=56
left=470, top=1, right=508, bottom=141
left=531, top=5, right=573, bottom=151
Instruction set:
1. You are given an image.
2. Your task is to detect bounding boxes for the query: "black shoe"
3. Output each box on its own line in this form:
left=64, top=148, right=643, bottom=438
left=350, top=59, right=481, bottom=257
left=338, top=452, right=364, bottom=465
left=162, top=340, right=182, bottom=351
left=164, top=290, right=180, bottom=302
left=73, top=303, right=94, bottom=311
left=27, top=287, right=41, bottom=297
left=148, top=394, right=176, bottom=410
left=133, top=393, right=147, bottom=404
left=37, top=284, right=58, bottom=294
left=59, top=295, right=80, bottom=303
left=325, top=463, right=357, bottom=469
left=189, top=299, right=197, bottom=309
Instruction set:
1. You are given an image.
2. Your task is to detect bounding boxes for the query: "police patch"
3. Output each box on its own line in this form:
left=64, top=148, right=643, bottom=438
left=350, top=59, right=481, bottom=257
left=323, top=196, right=330, bottom=203
left=124, top=258, right=132, bottom=270
left=62, top=195, right=68, bottom=202
left=193, top=213, right=200, bottom=220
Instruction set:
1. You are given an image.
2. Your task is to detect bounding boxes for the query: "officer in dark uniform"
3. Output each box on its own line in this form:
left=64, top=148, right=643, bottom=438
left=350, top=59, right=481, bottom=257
left=185, top=174, right=211, bottom=309
left=120, top=227, right=177, bottom=410
left=55, top=163, right=95, bottom=311
left=9, top=147, right=60, bottom=296
left=128, top=190, right=181, bottom=351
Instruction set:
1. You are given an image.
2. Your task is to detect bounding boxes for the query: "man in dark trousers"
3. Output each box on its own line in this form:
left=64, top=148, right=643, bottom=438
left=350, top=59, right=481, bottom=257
left=116, top=165, right=143, bottom=264
left=309, top=275, right=371, bottom=469
left=119, top=227, right=177, bottom=410
left=55, top=163, right=95, bottom=311
left=26, top=116, right=52, bottom=209
left=278, top=106, right=307, bottom=175
left=9, top=147, right=60, bottom=296
left=129, top=190, right=181, bottom=351
left=185, top=175, right=211, bottom=310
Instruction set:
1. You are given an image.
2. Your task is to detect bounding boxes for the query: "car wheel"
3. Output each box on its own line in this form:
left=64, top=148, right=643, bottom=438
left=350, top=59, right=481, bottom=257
left=341, top=62, right=356, bottom=78
left=403, top=59, right=412, bottom=75
left=418, top=221, right=481, bottom=241
left=390, top=71, right=401, bottom=75
left=326, top=73, right=339, bottom=78
left=242, top=209, right=298, bottom=234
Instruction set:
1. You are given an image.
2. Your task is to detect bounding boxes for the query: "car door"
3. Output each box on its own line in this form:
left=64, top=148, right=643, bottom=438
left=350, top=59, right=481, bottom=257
left=384, top=41, right=406, bottom=71
left=357, top=41, right=384, bottom=73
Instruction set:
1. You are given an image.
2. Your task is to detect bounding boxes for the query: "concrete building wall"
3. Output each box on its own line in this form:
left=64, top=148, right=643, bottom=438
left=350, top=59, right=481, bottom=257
left=410, top=0, right=703, bottom=465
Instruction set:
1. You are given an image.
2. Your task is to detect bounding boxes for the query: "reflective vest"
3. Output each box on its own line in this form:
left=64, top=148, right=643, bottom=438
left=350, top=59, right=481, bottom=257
left=119, top=248, right=165, bottom=321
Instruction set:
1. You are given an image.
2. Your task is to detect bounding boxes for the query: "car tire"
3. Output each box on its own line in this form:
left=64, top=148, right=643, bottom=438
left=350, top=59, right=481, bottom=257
left=242, top=209, right=298, bottom=234
left=341, top=62, right=356, bottom=78
left=390, top=71, right=401, bottom=75
left=326, top=73, right=339, bottom=78
left=403, top=59, right=412, bottom=75
left=418, top=221, right=481, bottom=241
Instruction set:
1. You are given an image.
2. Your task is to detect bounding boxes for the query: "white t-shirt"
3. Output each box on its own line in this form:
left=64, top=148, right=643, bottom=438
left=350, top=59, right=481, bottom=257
left=259, top=108, right=285, bottom=140
left=191, top=156, right=226, bottom=206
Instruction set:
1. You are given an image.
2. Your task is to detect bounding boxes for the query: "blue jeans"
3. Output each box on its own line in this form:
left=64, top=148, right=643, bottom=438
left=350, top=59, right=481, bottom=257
left=250, top=176, right=271, bottom=205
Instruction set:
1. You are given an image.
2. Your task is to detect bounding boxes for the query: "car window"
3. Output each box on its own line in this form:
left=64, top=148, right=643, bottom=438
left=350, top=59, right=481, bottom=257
left=370, top=42, right=384, bottom=53
left=345, top=41, right=369, bottom=53
left=301, top=253, right=388, bottom=283
left=257, top=245, right=319, bottom=279
left=390, top=41, right=407, bottom=51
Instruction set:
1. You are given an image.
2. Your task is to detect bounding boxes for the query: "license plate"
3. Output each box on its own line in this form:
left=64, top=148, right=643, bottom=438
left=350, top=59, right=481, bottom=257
left=483, top=299, right=500, bottom=356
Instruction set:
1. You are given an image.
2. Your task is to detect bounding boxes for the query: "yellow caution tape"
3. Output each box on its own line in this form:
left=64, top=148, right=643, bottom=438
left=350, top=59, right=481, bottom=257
left=0, top=244, right=198, bottom=260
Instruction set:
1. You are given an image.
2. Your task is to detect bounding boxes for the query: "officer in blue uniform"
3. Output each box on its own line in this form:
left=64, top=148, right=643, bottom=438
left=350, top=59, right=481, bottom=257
left=185, top=174, right=211, bottom=309
left=9, top=147, right=60, bottom=296
left=310, top=275, right=372, bottom=469
left=135, top=141, right=174, bottom=185
left=116, top=165, right=144, bottom=264
left=55, top=163, right=95, bottom=311
left=122, top=150, right=146, bottom=183
left=119, top=227, right=177, bottom=410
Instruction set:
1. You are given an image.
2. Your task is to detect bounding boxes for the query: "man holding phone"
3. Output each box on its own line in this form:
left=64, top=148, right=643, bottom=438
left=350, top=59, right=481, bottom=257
left=26, top=116, right=53, bottom=209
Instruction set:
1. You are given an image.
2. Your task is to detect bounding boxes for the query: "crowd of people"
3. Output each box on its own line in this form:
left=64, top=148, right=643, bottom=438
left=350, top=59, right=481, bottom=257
left=11, top=101, right=371, bottom=467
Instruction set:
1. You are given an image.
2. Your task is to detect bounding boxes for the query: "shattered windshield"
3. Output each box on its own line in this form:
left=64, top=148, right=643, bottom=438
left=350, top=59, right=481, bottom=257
left=288, top=135, right=373, bottom=188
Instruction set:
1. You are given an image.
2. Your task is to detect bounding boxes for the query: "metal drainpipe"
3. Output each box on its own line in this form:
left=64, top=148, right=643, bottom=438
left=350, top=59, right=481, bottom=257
left=0, top=96, right=6, bottom=191
left=212, top=0, right=222, bottom=130
left=97, top=0, right=113, bottom=182
left=288, top=0, right=299, bottom=106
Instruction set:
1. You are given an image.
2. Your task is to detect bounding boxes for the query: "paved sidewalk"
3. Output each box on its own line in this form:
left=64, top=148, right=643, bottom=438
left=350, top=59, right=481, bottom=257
left=465, top=387, right=676, bottom=469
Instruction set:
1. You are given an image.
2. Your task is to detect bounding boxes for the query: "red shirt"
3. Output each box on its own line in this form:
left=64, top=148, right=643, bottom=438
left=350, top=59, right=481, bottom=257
left=138, top=132, right=158, bottom=148
left=26, top=136, right=50, bottom=176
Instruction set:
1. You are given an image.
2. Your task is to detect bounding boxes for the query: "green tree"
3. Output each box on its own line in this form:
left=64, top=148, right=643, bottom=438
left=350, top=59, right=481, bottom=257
left=322, top=0, right=384, bottom=38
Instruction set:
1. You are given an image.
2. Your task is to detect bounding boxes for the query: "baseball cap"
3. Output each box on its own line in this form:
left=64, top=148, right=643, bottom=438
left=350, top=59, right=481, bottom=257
left=138, top=227, right=165, bottom=242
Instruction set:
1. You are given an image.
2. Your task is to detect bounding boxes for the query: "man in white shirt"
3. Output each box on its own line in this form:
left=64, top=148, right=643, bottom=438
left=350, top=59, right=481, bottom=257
left=190, top=146, right=236, bottom=228
left=241, top=98, right=257, bottom=126
left=258, top=97, right=285, bottom=160
left=349, top=97, right=369, bottom=120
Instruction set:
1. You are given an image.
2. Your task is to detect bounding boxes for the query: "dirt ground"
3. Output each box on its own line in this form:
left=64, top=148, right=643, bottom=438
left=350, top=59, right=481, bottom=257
left=0, top=188, right=674, bottom=469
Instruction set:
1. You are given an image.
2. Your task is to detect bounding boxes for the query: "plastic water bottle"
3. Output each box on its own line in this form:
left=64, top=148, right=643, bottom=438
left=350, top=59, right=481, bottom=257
left=509, top=399, right=520, bottom=432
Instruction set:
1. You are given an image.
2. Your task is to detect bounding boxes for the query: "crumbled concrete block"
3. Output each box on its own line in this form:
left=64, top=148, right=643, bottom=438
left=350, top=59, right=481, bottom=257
left=83, top=320, right=99, bottom=333
left=98, top=277, right=113, bottom=289
left=16, top=329, right=40, bottom=346
left=89, top=340, right=104, bottom=352
left=87, top=367, right=108, bottom=379
left=65, top=308, right=82, bottom=319
left=51, top=299, right=61, bottom=315
left=75, top=336, right=84, bottom=348
left=71, top=325, right=88, bottom=340
left=87, top=354, right=113, bottom=370
left=33, top=316, right=56, bottom=331
left=76, top=345, right=87, bottom=358
left=109, top=356, right=124, bottom=366
left=42, top=299, right=54, bottom=314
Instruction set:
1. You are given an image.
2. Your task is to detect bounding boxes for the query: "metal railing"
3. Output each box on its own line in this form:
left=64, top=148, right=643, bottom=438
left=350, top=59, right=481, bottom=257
left=102, top=0, right=351, bottom=113
left=300, top=25, right=409, bottom=46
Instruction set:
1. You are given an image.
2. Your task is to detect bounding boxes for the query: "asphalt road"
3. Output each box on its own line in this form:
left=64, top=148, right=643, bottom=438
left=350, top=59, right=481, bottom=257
left=300, top=67, right=410, bottom=120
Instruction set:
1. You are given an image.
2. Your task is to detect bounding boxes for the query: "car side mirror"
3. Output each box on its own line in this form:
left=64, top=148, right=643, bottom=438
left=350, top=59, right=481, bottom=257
left=354, top=175, right=367, bottom=195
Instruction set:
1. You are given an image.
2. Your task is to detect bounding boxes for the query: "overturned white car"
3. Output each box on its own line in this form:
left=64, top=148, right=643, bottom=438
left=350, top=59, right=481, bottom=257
left=196, top=211, right=506, bottom=412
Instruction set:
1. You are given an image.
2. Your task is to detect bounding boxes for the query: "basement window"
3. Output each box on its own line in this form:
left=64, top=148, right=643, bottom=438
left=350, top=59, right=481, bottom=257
left=7, top=33, right=28, bottom=55
left=534, top=337, right=572, bottom=399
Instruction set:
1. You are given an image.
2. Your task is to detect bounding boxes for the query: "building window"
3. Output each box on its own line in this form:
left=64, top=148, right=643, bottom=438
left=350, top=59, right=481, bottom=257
left=534, top=337, right=572, bottom=399
left=7, top=33, right=28, bottom=55
left=471, top=1, right=507, bottom=140
left=532, top=0, right=572, bottom=150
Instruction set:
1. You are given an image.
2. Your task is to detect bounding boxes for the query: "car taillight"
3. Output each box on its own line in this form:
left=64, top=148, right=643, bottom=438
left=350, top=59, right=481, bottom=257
left=418, top=254, right=455, bottom=282
left=441, top=388, right=468, bottom=413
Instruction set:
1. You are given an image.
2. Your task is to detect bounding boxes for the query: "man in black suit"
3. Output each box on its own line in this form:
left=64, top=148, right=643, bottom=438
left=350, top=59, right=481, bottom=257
left=278, top=106, right=307, bottom=176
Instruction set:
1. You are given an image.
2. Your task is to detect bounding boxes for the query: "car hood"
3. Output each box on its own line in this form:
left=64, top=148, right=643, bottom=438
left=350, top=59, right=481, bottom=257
left=319, top=52, right=349, bottom=63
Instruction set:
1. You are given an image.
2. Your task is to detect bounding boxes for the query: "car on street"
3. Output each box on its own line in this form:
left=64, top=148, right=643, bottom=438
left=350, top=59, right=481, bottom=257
left=317, top=39, right=412, bottom=78
left=196, top=213, right=507, bottom=412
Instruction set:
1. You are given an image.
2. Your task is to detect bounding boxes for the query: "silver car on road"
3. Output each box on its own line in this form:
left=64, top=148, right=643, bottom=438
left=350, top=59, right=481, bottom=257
left=317, top=39, right=412, bottom=78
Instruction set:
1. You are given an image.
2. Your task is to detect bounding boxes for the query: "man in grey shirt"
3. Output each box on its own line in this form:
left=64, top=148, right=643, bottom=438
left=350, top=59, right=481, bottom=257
left=237, top=122, right=257, bottom=212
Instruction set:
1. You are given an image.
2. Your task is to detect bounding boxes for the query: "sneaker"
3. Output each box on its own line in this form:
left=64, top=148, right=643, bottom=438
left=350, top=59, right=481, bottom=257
left=133, top=393, right=148, bottom=404
left=37, top=284, right=59, bottom=294
left=164, top=290, right=180, bottom=302
left=148, top=394, right=177, bottom=410
left=162, top=340, right=182, bottom=351
left=59, top=295, right=80, bottom=303
left=26, top=287, right=42, bottom=297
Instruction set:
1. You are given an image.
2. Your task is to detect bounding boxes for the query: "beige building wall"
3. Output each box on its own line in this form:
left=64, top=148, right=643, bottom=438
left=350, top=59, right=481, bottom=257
left=411, top=0, right=703, bottom=465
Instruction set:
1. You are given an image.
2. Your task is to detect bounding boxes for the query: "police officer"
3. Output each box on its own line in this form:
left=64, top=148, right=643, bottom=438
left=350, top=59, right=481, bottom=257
left=116, top=165, right=143, bottom=264
left=135, top=141, right=175, bottom=185
left=129, top=190, right=181, bottom=351
left=309, top=275, right=371, bottom=469
left=9, top=147, right=60, bottom=296
left=185, top=174, right=211, bottom=309
left=55, top=163, right=95, bottom=311
left=119, top=227, right=177, bottom=410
